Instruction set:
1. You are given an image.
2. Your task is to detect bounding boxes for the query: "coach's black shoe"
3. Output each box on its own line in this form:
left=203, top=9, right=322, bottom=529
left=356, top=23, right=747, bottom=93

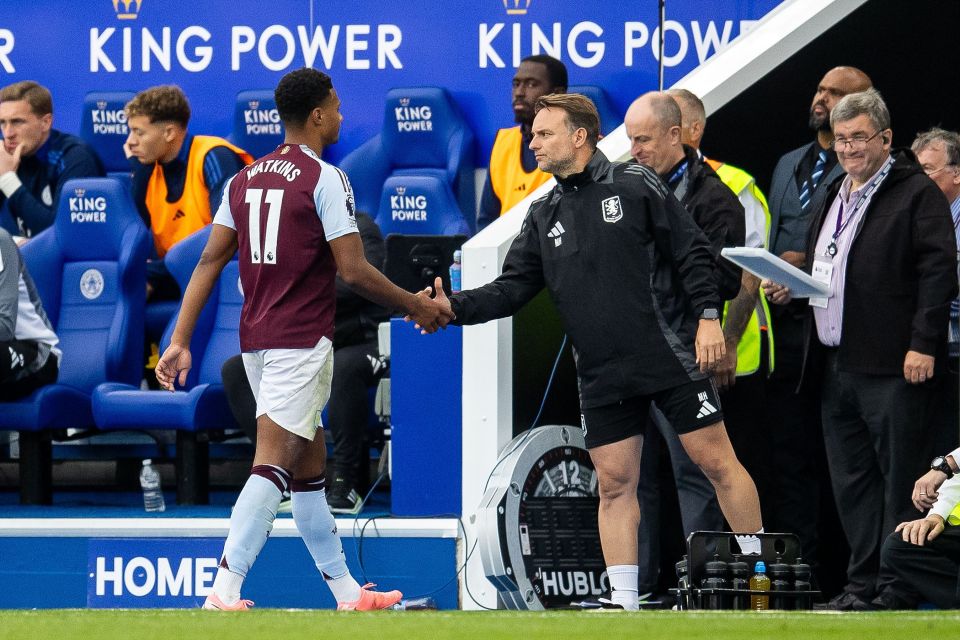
left=328, top=476, right=363, bottom=515
left=814, top=591, right=872, bottom=611
left=869, top=590, right=915, bottom=611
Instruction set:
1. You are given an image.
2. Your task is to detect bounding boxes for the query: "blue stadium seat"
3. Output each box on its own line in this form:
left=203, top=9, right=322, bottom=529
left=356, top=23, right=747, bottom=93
left=340, top=87, right=476, bottom=231
left=92, top=225, right=241, bottom=504
left=231, top=90, right=283, bottom=161
left=0, top=177, right=151, bottom=504
left=376, top=175, right=472, bottom=237
left=79, top=91, right=136, bottom=175
left=568, top=85, right=623, bottom=136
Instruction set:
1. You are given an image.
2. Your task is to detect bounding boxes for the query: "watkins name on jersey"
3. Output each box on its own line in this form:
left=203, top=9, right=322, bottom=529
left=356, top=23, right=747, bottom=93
left=245, top=157, right=302, bottom=183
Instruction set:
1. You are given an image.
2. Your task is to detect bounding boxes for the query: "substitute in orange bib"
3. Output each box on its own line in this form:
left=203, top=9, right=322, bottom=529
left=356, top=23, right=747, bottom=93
left=476, top=55, right=567, bottom=231
left=125, top=85, right=253, bottom=299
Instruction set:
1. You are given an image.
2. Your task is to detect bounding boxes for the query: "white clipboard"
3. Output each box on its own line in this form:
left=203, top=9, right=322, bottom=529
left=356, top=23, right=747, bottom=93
left=721, top=247, right=831, bottom=298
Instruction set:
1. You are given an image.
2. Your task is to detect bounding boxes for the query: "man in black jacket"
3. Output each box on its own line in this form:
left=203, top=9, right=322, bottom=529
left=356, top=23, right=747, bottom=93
left=418, top=93, right=763, bottom=610
left=624, top=91, right=746, bottom=598
left=764, top=88, right=957, bottom=610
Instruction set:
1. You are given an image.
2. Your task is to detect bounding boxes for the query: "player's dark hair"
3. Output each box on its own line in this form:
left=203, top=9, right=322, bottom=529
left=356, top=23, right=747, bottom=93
left=522, top=55, right=568, bottom=92
left=275, top=68, right=334, bottom=127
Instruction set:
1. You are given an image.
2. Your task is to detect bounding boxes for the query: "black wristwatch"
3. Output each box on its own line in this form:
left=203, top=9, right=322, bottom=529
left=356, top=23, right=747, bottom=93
left=700, top=308, right=720, bottom=321
left=931, top=456, right=955, bottom=479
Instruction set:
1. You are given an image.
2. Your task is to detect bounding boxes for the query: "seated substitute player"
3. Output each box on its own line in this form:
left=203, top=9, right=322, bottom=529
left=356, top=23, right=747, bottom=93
left=124, top=85, right=253, bottom=300
left=0, top=81, right=103, bottom=240
left=414, top=94, right=763, bottom=610
left=156, top=67, right=452, bottom=611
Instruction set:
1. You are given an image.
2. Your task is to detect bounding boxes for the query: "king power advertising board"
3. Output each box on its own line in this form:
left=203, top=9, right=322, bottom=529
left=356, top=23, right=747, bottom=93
left=0, top=1, right=781, bottom=162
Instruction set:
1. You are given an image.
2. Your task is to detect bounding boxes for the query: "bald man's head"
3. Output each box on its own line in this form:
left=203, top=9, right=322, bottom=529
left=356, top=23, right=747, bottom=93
left=809, top=66, right=873, bottom=132
left=667, top=88, right=706, bottom=149
left=624, top=91, right=685, bottom=176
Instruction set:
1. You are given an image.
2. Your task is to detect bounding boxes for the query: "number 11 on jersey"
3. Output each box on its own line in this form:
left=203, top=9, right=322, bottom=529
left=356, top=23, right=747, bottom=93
left=245, top=188, right=285, bottom=264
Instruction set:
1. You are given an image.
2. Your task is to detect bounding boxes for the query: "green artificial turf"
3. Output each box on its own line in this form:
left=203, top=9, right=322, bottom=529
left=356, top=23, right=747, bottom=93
left=1, top=610, right=959, bottom=640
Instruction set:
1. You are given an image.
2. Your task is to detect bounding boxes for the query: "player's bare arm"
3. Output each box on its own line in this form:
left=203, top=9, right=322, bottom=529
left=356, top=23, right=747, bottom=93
left=157, top=223, right=238, bottom=390
left=329, top=233, right=454, bottom=332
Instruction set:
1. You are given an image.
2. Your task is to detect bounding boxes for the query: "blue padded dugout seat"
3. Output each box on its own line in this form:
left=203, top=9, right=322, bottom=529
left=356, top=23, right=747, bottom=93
left=340, top=87, right=475, bottom=231
left=93, top=225, right=241, bottom=504
left=0, top=177, right=151, bottom=504
left=231, top=90, right=284, bottom=161
left=568, top=85, right=623, bottom=136
left=376, top=175, right=472, bottom=237
left=80, top=91, right=136, bottom=177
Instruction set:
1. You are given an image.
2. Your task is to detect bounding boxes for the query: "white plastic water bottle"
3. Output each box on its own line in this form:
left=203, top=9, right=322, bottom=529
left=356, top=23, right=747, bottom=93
left=140, top=459, right=165, bottom=512
left=449, top=250, right=462, bottom=293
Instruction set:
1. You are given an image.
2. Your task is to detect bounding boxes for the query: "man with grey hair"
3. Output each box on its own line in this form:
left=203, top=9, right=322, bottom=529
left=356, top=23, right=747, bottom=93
left=908, top=128, right=960, bottom=523
left=764, top=67, right=873, bottom=570
left=764, top=88, right=957, bottom=610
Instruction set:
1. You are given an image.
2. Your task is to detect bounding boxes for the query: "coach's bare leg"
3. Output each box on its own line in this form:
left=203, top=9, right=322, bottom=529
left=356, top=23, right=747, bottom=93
left=679, top=421, right=762, bottom=532
left=589, top=434, right=643, bottom=565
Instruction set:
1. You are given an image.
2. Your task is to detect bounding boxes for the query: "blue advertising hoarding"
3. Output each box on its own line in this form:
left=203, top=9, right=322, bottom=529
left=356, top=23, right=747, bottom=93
left=0, top=532, right=458, bottom=609
left=0, top=1, right=781, bottom=163
left=87, top=538, right=222, bottom=608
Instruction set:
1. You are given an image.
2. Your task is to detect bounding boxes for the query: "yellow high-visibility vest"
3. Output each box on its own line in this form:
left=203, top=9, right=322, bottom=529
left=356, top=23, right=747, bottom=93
left=709, top=159, right=776, bottom=376
left=488, top=127, right=552, bottom=215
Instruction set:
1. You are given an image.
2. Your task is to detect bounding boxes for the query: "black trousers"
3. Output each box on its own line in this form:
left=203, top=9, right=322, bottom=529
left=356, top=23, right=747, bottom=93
left=821, top=349, right=938, bottom=600
left=0, top=339, right=58, bottom=401
left=881, top=525, right=960, bottom=608
left=327, top=341, right=386, bottom=486
left=220, top=340, right=385, bottom=486
left=762, top=310, right=822, bottom=565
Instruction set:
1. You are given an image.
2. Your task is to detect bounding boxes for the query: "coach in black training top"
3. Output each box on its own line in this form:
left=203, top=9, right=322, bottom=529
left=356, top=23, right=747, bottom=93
left=419, top=93, right=763, bottom=610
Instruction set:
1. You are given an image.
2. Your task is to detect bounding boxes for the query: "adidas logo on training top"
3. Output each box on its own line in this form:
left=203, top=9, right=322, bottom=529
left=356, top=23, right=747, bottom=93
left=547, top=221, right=565, bottom=247
left=696, top=391, right=717, bottom=419
left=9, top=346, right=24, bottom=370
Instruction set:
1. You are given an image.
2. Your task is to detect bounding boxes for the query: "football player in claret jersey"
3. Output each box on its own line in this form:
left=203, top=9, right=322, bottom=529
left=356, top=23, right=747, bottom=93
left=156, top=67, right=453, bottom=611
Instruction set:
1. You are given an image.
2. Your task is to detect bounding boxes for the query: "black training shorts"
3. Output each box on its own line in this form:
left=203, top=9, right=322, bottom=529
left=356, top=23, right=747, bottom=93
left=579, top=377, right=724, bottom=449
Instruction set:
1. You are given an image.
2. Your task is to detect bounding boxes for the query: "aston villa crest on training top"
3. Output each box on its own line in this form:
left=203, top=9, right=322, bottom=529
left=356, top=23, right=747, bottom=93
left=601, top=195, right=622, bottom=223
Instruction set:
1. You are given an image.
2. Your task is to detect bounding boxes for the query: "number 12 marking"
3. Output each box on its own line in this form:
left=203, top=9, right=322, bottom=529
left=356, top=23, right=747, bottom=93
left=245, top=188, right=284, bottom=264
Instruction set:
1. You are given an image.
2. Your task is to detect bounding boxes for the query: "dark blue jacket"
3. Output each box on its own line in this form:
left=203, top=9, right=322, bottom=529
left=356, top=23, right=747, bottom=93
left=0, top=129, right=104, bottom=237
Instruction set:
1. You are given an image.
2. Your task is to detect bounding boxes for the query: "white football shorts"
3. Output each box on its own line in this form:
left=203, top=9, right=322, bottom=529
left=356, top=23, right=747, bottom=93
left=241, top=337, right=334, bottom=440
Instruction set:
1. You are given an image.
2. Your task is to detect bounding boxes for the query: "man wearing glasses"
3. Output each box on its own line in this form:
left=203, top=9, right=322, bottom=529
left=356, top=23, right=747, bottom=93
left=764, top=67, right=872, bottom=571
left=764, top=89, right=957, bottom=610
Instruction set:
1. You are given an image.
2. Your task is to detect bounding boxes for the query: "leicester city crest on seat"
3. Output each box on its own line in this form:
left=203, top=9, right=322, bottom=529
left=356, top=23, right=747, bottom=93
left=601, top=195, right=622, bottom=223
left=80, top=268, right=105, bottom=300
